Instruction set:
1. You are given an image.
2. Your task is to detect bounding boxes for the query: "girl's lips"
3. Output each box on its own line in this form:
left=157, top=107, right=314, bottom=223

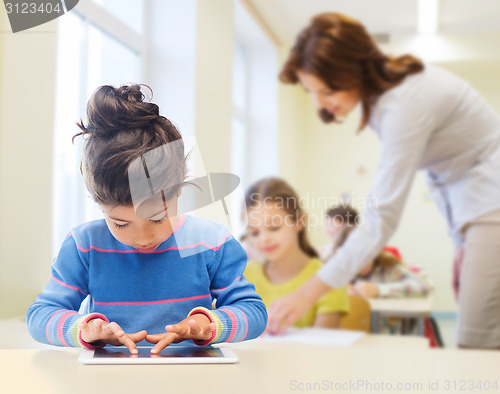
left=262, top=245, right=278, bottom=254
left=137, top=245, right=158, bottom=253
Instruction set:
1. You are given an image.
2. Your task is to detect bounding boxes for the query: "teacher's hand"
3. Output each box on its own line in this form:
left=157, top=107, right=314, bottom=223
left=267, top=275, right=332, bottom=335
left=452, top=246, right=464, bottom=302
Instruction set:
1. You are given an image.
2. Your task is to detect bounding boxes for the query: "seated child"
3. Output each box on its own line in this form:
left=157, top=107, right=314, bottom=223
left=243, top=177, right=349, bottom=329
left=351, top=251, right=431, bottom=299
left=322, top=205, right=431, bottom=335
left=26, top=84, right=267, bottom=354
left=319, top=205, right=359, bottom=261
left=351, top=250, right=432, bottom=335
left=320, top=204, right=428, bottom=298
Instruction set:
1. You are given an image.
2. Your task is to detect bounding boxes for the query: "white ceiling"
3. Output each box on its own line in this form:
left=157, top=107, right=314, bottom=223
left=249, top=0, right=500, bottom=44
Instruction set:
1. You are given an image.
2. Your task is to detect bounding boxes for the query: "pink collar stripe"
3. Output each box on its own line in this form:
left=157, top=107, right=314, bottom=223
left=93, top=293, right=210, bottom=306
left=73, top=229, right=232, bottom=255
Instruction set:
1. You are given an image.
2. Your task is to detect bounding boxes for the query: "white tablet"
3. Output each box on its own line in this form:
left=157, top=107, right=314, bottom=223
left=78, top=346, right=238, bottom=365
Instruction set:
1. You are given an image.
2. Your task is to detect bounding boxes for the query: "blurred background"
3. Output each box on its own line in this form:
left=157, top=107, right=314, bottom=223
left=1, top=0, right=499, bottom=336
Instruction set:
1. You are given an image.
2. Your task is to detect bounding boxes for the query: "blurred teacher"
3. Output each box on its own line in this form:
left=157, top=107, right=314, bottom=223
left=267, top=12, right=500, bottom=349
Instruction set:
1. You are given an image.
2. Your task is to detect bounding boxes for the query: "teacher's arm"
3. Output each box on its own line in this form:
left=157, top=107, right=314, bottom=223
left=267, top=90, right=435, bottom=334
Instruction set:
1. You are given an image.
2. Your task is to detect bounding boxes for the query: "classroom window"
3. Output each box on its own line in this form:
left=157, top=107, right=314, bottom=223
left=232, top=39, right=248, bottom=186
left=233, top=0, right=278, bottom=187
left=231, top=2, right=279, bottom=236
left=52, top=3, right=144, bottom=255
left=92, top=0, right=145, bottom=34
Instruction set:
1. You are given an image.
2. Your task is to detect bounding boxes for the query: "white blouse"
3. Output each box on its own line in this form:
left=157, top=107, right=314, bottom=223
left=318, top=64, right=500, bottom=289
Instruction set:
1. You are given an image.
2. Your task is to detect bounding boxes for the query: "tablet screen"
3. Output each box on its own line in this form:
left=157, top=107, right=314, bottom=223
left=93, top=347, right=224, bottom=359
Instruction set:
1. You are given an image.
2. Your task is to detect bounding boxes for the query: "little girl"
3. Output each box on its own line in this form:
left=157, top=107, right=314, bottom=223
left=318, top=205, right=359, bottom=262
left=243, top=178, right=349, bottom=329
left=323, top=209, right=430, bottom=299
left=27, top=84, right=267, bottom=354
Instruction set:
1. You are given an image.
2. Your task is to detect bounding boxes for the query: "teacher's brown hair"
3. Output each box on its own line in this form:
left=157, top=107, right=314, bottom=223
left=279, top=12, right=424, bottom=130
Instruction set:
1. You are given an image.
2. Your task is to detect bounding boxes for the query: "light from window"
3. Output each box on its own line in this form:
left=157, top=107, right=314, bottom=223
left=86, top=23, right=141, bottom=96
left=92, top=0, right=144, bottom=34
left=53, top=9, right=141, bottom=255
left=232, top=40, right=246, bottom=110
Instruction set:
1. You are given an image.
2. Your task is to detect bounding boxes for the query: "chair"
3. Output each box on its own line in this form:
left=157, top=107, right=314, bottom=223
left=339, top=295, right=371, bottom=332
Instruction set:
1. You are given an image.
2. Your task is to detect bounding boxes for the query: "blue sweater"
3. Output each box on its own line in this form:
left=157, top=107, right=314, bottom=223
left=27, top=214, right=267, bottom=348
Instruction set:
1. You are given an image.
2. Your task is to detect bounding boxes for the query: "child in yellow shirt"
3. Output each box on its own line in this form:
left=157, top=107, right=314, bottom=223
left=243, top=178, right=349, bottom=329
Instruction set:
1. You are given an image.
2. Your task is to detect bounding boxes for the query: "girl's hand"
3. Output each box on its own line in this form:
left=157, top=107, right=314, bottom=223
left=267, top=275, right=331, bottom=335
left=353, top=281, right=379, bottom=298
left=145, top=314, right=216, bottom=354
left=78, top=318, right=147, bottom=354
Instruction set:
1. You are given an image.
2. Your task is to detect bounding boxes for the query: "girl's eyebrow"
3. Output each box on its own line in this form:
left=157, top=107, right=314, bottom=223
left=146, top=207, right=168, bottom=220
left=106, top=205, right=168, bottom=222
left=109, top=212, right=167, bottom=222
left=108, top=216, right=130, bottom=223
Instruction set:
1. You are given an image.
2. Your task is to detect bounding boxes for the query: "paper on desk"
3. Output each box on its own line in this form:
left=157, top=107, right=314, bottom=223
left=257, top=328, right=365, bottom=347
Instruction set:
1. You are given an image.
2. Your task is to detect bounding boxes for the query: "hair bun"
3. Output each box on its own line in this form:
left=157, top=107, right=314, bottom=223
left=80, top=84, right=162, bottom=139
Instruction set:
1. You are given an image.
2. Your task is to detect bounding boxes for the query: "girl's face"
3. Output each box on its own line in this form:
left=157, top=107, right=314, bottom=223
left=297, top=70, right=360, bottom=118
left=101, top=195, right=179, bottom=253
left=326, top=216, right=345, bottom=240
left=246, top=203, right=303, bottom=262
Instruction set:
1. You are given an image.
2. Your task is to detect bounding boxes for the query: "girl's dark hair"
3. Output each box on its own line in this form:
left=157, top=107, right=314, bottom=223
left=279, top=12, right=424, bottom=130
left=373, top=250, right=402, bottom=268
left=326, top=205, right=359, bottom=225
left=324, top=204, right=359, bottom=259
left=245, top=177, right=318, bottom=258
left=73, top=84, right=188, bottom=206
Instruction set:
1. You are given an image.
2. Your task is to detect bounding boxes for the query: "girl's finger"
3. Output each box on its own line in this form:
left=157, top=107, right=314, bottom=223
left=103, top=322, right=124, bottom=338
left=165, top=323, right=189, bottom=336
left=279, top=312, right=297, bottom=335
left=145, top=333, right=164, bottom=344
left=78, top=321, right=93, bottom=342
left=102, top=322, right=138, bottom=354
left=187, top=319, right=201, bottom=335
left=117, top=333, right=138, bottom=354
left=202, top=322, right=216, bottom=337
left=151, top=333, right=177, bottom=354
left=91, top=318, right=104, bottom=328
left=267, top=303, right=284, bottom=334
left=128, top=330, right=148, bottom=343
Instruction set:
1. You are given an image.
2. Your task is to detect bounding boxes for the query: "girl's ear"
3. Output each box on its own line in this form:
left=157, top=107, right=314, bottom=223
left=177, top=188, right=182, bottom=197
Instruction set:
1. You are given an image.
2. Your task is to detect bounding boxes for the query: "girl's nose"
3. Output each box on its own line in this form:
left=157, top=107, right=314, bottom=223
left=134, top=230, right=154, bottom=246
left=257, top=230, right=270, bottom=243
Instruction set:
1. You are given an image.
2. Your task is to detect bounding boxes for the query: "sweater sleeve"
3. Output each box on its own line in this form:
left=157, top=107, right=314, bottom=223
left=318, top=88, right=435, bottom=289
left=189, top=227, right=268, bottom=345
left=26, top=233, right=106, bottom=348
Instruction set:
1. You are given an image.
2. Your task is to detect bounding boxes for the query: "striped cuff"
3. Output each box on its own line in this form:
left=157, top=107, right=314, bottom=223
left=76, top=313, right=109, bottom=349
left=188, top=307, right=222, bottom=346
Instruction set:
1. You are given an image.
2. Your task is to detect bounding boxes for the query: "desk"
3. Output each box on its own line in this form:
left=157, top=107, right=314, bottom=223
left=2, top=335, right=499, bottom=394
left=369, top=297, right=433, bottom=335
